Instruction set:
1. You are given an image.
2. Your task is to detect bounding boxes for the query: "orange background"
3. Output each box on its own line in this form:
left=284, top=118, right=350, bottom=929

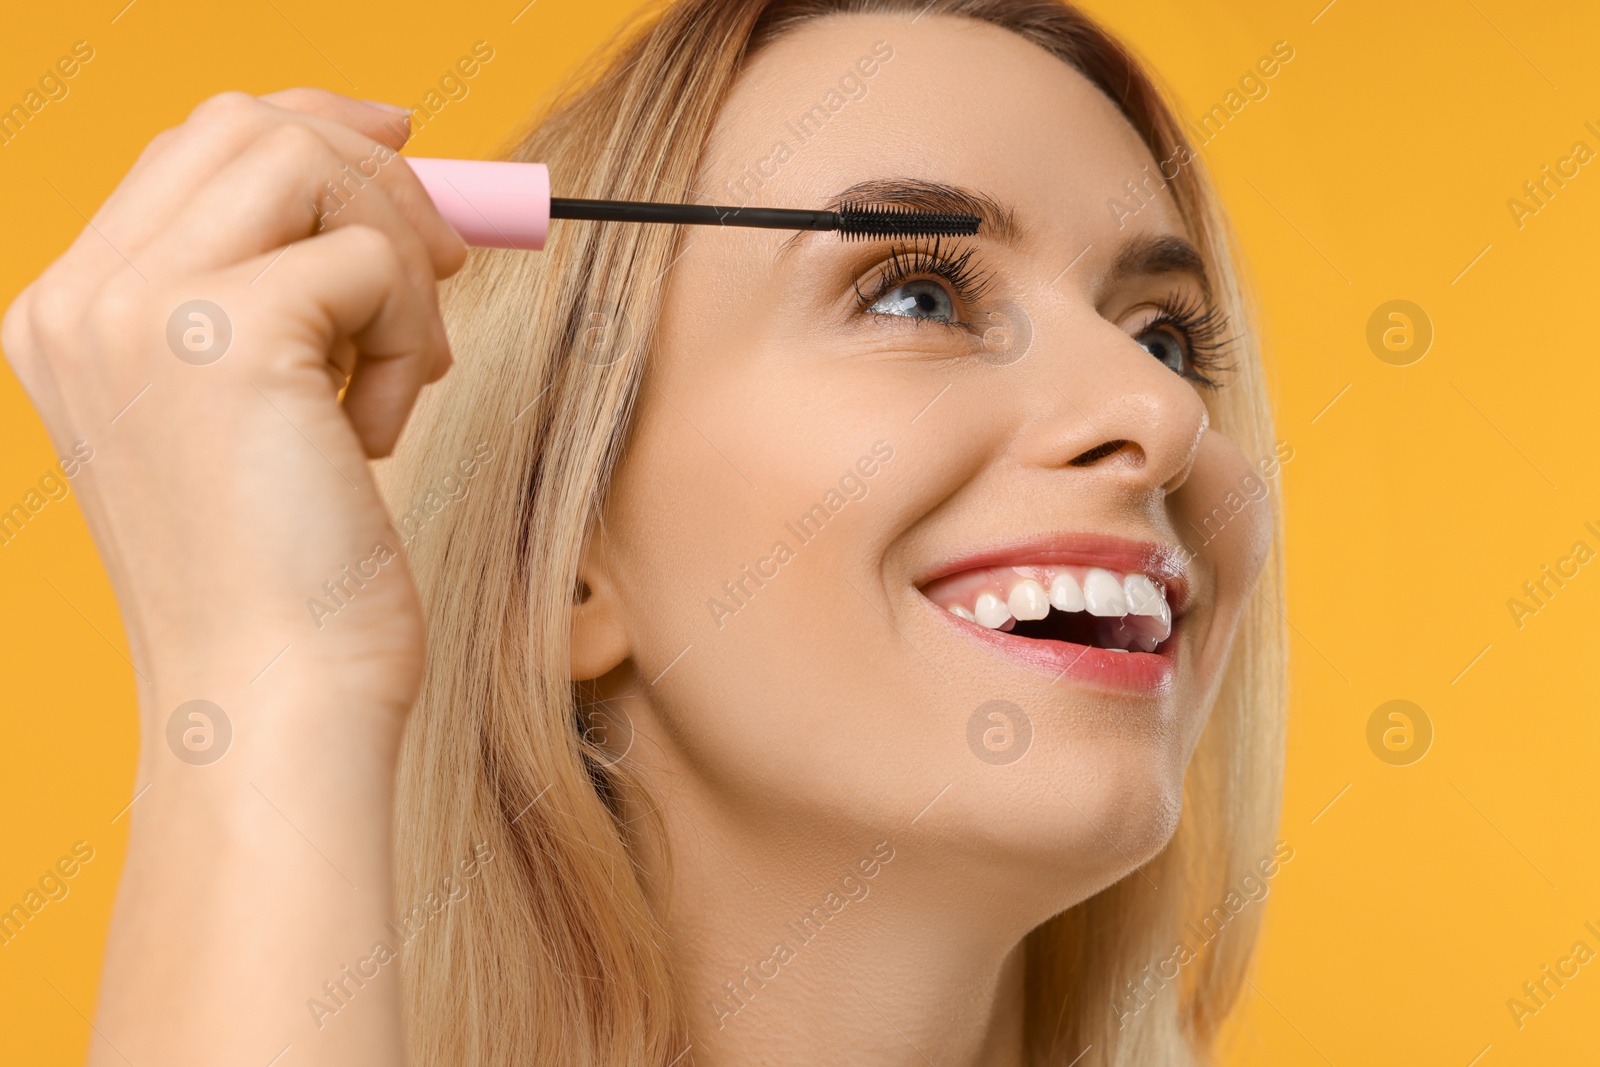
left=2, top=2, right=1598, bottom=1064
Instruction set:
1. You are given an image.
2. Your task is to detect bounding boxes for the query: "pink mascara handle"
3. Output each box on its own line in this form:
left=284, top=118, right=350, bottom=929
left=404, top=157, right=551, bottom=251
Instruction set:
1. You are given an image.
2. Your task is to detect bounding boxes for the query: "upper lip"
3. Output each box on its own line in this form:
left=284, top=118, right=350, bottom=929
left=914, top=531, right=1192, bottom=616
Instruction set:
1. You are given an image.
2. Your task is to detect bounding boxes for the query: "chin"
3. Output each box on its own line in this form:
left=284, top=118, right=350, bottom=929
left=955, top=746, right=1188, bottom=909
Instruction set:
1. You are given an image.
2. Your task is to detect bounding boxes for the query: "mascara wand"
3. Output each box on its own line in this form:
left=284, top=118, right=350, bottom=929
left=404, top=158, right=979, bottom=250
left=548, top=197, right=979, bottom=241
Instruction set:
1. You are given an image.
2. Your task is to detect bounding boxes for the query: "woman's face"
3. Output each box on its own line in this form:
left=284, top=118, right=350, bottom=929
left=577, top=12, right=1271, bottom=900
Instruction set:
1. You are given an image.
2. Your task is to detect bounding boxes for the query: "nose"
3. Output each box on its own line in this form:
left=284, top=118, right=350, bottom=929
left=1019, top=320, right=1210, bottom=496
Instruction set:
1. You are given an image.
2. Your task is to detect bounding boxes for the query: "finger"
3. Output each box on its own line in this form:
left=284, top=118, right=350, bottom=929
left=339, top=325, right=436, bottom=458
left=66, top=92, right=461, bottom=288
left=422, top=338, right=453, bottom=383
left=0, top=284, right=72, bottom=453
left=152, top=121, right=454, bottom=393
left=245, top=223, right=442, bottom=457
left=143, top=121, right=444, bottom=345
left=322, top=336, right=359, bottom=396
left=258, top=87, right=413, bottom=151
left=257, top=94, right=465, bottom=279
left=54, top=93, right=283, bottom=284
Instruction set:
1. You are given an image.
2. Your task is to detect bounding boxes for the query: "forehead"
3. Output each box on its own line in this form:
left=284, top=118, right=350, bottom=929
left=699, top=12, right=1186, bottom=247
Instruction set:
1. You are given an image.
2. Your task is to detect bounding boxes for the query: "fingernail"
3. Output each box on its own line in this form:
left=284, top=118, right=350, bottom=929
left=360, top=99, right=413, bottom=116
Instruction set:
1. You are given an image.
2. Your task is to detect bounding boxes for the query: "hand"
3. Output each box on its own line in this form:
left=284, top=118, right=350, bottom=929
left=1, top=88, right=469, bottom=1067
left=3, top=87, right=466, bottom=716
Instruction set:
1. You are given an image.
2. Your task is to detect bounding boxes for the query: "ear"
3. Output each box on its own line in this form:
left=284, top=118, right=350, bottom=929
left=570, top=519, right=631, bottom=682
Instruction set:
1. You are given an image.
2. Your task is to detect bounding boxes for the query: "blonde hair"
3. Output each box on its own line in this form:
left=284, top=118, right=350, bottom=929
left=378, top=1, right=1287, bottom=1064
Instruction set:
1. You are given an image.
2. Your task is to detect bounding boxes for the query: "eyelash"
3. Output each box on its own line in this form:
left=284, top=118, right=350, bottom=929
left=852, top=241, right=1235, bottom=389
left=1138, top=290, right=1236, bottom=390
left=852, top=236, right=994, bottom=326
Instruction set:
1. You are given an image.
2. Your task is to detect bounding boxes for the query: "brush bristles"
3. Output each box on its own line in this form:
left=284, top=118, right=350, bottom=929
left=835, top=199, right=981, bottom=240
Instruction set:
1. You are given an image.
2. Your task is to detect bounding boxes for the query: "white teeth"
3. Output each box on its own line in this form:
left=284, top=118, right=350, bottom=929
left=1048, top=571, right=1085, bottom=612
left=1123, top=574, right=1163, bottom=616
left=1123, top=573, right=1172, bottom=641
left=974, top=592, right=1012, bottom=629
left=1007, top=579, right=1050, bottom=620
left=937, top=566, right=1172, bottom=648
left=1153, top=605, right=1173, bottom=642
left=1082, top=568, right=1128, bottom=616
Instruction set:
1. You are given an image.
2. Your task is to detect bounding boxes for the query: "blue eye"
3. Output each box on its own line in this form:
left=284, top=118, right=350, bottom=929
left=867, top=279, right=957, bottom=322
left=1137, top=325, right=1188, bottom=375
left=1128, top=293, right=1235, bottom=390
left=854, top=237, right=992, bottom=328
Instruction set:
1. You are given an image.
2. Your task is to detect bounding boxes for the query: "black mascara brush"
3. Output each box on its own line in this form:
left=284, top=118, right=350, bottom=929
left=547, top=197, right=980, bottom=241
left=403, top=158, right=980, bottom=250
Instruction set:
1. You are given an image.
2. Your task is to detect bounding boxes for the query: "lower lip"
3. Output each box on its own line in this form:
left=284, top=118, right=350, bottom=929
left=930, top=604, right=1181, bottom=693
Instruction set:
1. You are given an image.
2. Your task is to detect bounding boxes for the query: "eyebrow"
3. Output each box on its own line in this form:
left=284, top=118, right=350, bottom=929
left=773, top=180, right=1212, bottom=297
left=1107, top=233, right=1211, bottom=299
left=776, top=177, right=1022, bottom=256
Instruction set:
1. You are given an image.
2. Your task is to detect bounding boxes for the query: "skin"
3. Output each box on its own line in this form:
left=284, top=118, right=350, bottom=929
left=0, top=12, right=1267, bottom=1067
left=572, top=14, right=1269, bottom=1066
left=5, top=91, right=461, bottom=1065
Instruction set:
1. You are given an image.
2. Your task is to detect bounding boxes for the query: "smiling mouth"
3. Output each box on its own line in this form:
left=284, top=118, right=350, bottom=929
left=914, top=537, right=1190, bottom=689
left=922, top=564, right=1173, bottom=653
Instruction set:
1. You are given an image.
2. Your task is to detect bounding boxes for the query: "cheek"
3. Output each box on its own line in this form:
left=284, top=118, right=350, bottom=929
left=595, top=359, right=907, bottom=803
left=597, top=318, right=1002, bottom=784
left=602, top=325, right=894, bottom=656
left=614, top=252, right=981, bottom=635
left=1162, top=431, right=1273, bottom=759
left=1170, top=431, right=1273, bottom=628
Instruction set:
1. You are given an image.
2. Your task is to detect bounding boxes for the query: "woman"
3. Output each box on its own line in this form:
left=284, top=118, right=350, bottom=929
left=3, top=0, right=1286, bottom=1063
